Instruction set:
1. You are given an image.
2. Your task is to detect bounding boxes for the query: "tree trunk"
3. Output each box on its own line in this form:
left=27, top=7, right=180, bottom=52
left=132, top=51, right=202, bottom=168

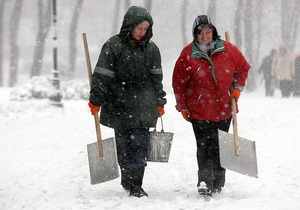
left=144, top=0, right=152, bottom=13
left=281, top=0, right=291, bottom=50
left=68, top=0, right=83, bottom=79
left=292, top=2, right=300, bottom=52
left=124, top=0, right=130, bottom=9
left=290, top=0, right=300, bottom=52
left=30, top=0, right=51, bottom=78
left=0, top=0, right=5, bottom=86
left=181, top=0, right=188, bottom=46
left=280, top=0, right=300, bottom=52
left=244, top=0, right=255, bottom=91
left=8, top=0, right=23, bottom=87
left=254, top=0, right=263, bottom=72
left=207, top=0, right=217, bottom=23
left=234, top=0, right=243, bottom=49
left=111, top=0, right=121, bottom=35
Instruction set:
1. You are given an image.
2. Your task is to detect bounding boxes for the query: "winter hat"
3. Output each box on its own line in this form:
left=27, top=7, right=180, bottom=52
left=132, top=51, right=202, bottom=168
left=192, top=15, right=219, bottom=40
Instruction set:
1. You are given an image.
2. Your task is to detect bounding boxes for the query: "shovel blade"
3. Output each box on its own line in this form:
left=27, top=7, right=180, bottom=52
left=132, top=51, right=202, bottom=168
left=87, top=137, right=119, bottom=185
left=218, top=130, right=258, bottom=178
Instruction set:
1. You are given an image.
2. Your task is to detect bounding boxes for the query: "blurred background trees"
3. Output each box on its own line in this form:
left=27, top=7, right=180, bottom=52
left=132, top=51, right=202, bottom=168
left=0, top=0, right=300, bottom=93
left=30, top=0, right=51, bottom=79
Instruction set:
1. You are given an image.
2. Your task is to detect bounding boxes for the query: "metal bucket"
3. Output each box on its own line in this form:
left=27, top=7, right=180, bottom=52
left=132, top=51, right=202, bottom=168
left=147, top=118, right=174, bottom=162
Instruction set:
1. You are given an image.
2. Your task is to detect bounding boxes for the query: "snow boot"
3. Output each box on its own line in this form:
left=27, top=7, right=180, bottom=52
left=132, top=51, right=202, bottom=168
left=198, top=181, right=212, bottom=197
left=129, top=167, right=148, bottom=198
left=197, top=169, right=213, bottom=196
left=130, top=187, right=148, bottom=198
left=120, top=167, right=131, bottom=191
left=212, top=168, right=226, bottom=194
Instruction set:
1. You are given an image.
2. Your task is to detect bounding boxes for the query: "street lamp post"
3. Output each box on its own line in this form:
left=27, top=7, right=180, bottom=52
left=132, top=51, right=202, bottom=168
left=49, top=0, right=63, bottom=107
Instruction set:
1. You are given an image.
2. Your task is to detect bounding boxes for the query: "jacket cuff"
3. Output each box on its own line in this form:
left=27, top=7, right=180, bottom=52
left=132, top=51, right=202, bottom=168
left=233, top=84, right=244, bottom=92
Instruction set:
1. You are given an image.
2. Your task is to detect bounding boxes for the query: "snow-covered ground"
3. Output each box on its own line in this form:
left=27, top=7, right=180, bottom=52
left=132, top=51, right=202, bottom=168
left=1, top=83, right=300, bottom=210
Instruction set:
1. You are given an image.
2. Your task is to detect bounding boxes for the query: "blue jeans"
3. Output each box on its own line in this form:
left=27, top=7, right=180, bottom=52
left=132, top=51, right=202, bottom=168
left=114, top=128, right=149, bottom=170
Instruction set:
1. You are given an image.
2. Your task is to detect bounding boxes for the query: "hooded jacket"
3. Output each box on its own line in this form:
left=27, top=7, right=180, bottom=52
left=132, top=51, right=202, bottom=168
left=89, top=6, right=166, bottom=128
left=272, top=44, right=295, bottom=82
left=172, top=17, right=250, bottom=122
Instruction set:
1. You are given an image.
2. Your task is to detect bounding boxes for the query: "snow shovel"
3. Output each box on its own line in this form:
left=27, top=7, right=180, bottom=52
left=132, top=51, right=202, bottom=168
left=218, top=130, right=258, bottom=178
left=217, top=32, right=258, bottom=178
left=83, top=33, right=119, bottom=185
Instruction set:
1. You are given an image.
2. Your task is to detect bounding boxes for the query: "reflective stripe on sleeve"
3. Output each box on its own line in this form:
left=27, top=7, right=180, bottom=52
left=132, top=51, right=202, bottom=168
left=150, top=68, right=162, bottom=74
left=94, top=66, right=115, bottom=77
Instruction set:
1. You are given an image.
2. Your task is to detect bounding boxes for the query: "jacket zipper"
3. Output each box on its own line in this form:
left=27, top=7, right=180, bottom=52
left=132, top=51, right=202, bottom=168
left=196, top=94, right=202, bottom=103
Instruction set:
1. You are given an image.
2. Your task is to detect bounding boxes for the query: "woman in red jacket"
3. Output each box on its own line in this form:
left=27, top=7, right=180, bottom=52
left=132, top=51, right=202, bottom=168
left=172, top=15, right=250, bottom=197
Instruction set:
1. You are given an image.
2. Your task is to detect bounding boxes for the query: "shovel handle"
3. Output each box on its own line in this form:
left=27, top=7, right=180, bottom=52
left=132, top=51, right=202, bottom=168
left=82, top=33, right=104, bottom=157
left=225, top=31, right=231, bottom=42
left=225, top=31, right=239, bottom=156
left=231, top=98, right=239, bottom=156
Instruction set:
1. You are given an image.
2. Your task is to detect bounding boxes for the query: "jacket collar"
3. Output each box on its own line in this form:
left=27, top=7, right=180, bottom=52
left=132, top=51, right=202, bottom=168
left=192, top=38, right=225, bottom=59
left=191, top=38, right=225, bottom=85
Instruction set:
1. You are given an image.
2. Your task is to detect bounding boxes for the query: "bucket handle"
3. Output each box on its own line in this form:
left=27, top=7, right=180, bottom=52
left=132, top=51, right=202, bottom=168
left=153, top=117, right=164, bottom=133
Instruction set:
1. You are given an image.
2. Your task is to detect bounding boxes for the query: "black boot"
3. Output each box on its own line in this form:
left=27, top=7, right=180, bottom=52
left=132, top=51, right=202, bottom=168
left=120, top=167, right=131, bottom=191
left=129, top=167, right=148, bottom=198
left=197, top=169, right=213, bottom=196
left=212, top=168, right=226, bottom=194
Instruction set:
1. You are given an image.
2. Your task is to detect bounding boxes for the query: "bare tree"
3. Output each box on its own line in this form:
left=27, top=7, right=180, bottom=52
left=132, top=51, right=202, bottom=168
left=281, top=0, right=292, bottom=50
left=207, top=0, right=217, bottom=23
left=244, top=0, right=255, bottom=91
left=234, top=0, right=243, bottom=49
left=68, top=0, right=84, bottom=79
left=281, top=0, right=300, bottom=52
left=0, top=0, right=5, bottom=86
left=112, top=0, right=121, bottom=35
left=30, top=0, right=51, bottom=78
left=181, top=0, right=188, bottom=46
left=124, top=0, right=130, bottom=9
left=144, top=0, right=152, bottom=13
left=292, top=2, right=300, bottom=52
left=8, top=0, right=23, bottom=87
left=254, top=0, right=263, bottom=69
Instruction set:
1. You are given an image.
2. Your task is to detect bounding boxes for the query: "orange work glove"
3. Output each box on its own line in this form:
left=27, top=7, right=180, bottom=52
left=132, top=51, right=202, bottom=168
left=181, top=109, right=191, bottom=122
left=157, top=106, right=165, bottom=117
left=88, top=101, right=100, bottom=115
left=230, top=88, right=241, bottom=103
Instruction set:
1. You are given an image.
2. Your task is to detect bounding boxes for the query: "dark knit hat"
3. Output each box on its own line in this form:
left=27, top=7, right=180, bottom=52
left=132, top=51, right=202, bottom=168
left=192, top=15, right=219, bottom=40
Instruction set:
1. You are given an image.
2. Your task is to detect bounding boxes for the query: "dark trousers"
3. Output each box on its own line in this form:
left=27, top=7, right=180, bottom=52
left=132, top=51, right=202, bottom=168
left=279, top=80, right=293, bottom=97
left=265, top=78, right=274, bottom=96
left=192, top=118, right=231, bottom=190
left=114, top=128, right=149, bottom=170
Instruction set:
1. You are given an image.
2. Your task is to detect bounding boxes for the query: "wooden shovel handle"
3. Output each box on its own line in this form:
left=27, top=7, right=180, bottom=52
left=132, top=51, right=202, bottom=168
left=225, top=31, right=239, bottom=156
left=231, top=98, right=239, bottom=156
left=82, top=33, right=103, bottom=157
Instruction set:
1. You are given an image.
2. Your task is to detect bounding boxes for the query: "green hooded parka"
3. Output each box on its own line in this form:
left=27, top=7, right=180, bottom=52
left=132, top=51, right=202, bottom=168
left=89, top=6, right=166, bottom=129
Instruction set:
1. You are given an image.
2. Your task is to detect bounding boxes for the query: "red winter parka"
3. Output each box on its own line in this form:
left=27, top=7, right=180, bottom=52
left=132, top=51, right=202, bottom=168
left=172, top=38, right=251, bottom=122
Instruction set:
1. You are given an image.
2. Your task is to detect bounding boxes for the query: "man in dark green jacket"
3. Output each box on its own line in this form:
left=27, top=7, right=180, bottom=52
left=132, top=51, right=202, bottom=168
left=88, top=6, right=166, bottom=198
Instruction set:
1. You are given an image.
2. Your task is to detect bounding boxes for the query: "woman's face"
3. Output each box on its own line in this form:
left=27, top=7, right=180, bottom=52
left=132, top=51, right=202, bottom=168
left=197, top=26, right=213, bottom=45
left=131, top=23, right=149, bottom=40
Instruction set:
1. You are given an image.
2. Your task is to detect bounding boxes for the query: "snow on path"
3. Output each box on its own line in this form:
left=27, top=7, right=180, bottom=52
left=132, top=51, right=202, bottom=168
left=1, top=88, right=300, bottom=209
